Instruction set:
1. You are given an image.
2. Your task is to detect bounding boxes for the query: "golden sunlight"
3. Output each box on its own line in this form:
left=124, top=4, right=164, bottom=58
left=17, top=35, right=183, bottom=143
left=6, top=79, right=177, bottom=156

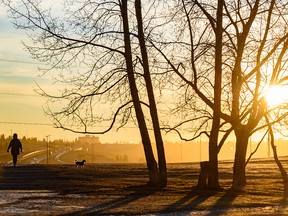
left=265, top=85, right=288, bottom=107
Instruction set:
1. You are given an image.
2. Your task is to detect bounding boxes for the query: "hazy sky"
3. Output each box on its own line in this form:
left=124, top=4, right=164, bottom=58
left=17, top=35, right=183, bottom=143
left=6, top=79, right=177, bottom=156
left=0, top=2, right=214, bottom=145
left=1, top=2, right=286, bottom=146
left=0, top=5, right=70, bottom=141
left=0, top=4, right=147, bottom=143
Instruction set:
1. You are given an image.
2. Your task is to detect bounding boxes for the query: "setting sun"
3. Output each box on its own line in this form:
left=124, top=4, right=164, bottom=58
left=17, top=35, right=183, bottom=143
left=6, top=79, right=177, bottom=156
left=265, top=85, right=288, bottom=107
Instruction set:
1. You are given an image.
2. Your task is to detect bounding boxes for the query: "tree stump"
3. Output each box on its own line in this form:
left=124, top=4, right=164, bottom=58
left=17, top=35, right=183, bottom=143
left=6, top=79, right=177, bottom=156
left=196, top=161, right=210, bottom=189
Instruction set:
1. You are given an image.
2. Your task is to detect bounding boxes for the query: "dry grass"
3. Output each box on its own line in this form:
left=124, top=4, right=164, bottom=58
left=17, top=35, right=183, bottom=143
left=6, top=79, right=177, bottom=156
left=0, top=159, right=288, bottom=215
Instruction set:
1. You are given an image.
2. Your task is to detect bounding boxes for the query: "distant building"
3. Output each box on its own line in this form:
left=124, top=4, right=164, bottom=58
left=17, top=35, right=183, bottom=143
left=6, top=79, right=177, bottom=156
left=77, top=135, right=100, bottom=145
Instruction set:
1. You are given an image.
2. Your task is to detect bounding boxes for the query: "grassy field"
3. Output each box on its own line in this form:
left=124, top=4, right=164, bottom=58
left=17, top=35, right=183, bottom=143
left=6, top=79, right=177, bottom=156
left=0, top=159, right=288, bottom=215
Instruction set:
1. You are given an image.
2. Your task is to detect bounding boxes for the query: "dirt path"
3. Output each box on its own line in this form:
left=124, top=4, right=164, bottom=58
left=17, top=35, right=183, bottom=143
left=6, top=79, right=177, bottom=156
left=0, top=160, right=288, bottom=215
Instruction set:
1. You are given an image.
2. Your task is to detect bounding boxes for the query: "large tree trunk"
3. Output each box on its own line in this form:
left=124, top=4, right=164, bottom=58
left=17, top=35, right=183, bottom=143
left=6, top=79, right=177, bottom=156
left=121, top=0, right=159, bottom=185
left=207, top=0, right=223, bottom=189
left=232, top=126, right=249, bottom=190
left=208, top=131, right=220, bottom=189
left=134, top=0, right=167, bottom=187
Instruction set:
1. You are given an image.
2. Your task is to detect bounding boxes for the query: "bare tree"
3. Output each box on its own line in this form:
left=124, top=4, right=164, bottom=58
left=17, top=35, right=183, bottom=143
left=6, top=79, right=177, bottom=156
left=121, top=0, right=160, bottom=185
left=149, top=0, right=227, bottom=189
left=206, top=0, right=223, bottom=189
left=134, top=0, right=167, bottom=186
left=4, top=0, right=167, bottom=186
left=148, top=0, right=288, bottom=191
left=226, top=0, right=288, bottom=190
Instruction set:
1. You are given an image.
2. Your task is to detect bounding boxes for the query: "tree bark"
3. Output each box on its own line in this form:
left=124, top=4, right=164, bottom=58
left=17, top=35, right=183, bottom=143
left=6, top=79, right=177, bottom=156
left=134, top=0, right=167, bottom=187
left=232, top=126, right=249, bottom=190
left=208, top=130, right=220, bottom=188
left=207, top=0, right=223, bottom=189
left=121, top=0, right=159, bottom=185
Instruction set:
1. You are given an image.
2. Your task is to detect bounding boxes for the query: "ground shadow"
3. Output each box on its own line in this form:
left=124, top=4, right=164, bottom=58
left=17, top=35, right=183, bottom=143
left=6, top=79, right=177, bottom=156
left=159, top=187, right=240, bottom=215
left=209, top=189, right=240, bottom=215
left=61, top=184, right=158, bottom=216
left=0, top=165, right=84, bottom=191
left=160, top=188, right=218, bottom=214
left=0, top=162, right=283, bottom=215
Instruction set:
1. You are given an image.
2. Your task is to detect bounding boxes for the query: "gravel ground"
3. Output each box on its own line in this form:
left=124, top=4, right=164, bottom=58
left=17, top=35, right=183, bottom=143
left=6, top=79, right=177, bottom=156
left=0, top=159, right=288, bottom=215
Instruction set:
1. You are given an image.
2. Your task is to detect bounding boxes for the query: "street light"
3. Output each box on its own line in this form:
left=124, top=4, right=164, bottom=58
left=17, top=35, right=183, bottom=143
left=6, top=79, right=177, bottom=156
left=46, top=135, right=51, bottom=164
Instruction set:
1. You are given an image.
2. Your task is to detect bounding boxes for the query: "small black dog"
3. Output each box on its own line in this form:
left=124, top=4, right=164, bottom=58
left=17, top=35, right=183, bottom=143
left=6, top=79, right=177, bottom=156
left=75, top=159, right=86, bottom=167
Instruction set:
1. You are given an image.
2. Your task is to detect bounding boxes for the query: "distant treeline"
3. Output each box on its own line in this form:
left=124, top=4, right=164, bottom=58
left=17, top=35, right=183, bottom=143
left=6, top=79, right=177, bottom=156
left=0, top=134, right=76, bottom=153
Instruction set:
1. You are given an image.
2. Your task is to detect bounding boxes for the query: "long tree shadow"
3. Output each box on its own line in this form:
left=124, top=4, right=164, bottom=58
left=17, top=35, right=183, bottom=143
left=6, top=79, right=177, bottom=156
left=61, top=184, right=158, bottom=216
left=160, top=188, right=239, bottom=215
left=160, top=188, right=218, bottom=214
left=208, top=189, right=240, bottom=215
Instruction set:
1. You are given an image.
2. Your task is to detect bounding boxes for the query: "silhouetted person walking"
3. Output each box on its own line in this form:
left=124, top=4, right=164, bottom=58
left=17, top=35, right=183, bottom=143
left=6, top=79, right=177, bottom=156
left=7, top=133, right=22, bottom=167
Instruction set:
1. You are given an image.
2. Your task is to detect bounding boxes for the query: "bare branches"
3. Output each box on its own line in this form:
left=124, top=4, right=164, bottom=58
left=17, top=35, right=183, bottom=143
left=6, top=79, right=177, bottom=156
left=3, top=0, right=140, bottom=135
left=5, top=0, right=288, bottom=152
left=50, top=100, right=134, bottom=134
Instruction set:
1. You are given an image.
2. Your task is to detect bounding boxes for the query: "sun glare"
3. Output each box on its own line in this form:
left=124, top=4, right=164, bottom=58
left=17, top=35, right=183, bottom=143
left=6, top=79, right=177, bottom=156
left=265, top=85, right=288, bottom=107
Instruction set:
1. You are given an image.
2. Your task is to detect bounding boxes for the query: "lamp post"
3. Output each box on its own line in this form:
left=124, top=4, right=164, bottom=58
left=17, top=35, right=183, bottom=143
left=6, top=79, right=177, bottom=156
left=46, top=135, right=51, bottom=164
